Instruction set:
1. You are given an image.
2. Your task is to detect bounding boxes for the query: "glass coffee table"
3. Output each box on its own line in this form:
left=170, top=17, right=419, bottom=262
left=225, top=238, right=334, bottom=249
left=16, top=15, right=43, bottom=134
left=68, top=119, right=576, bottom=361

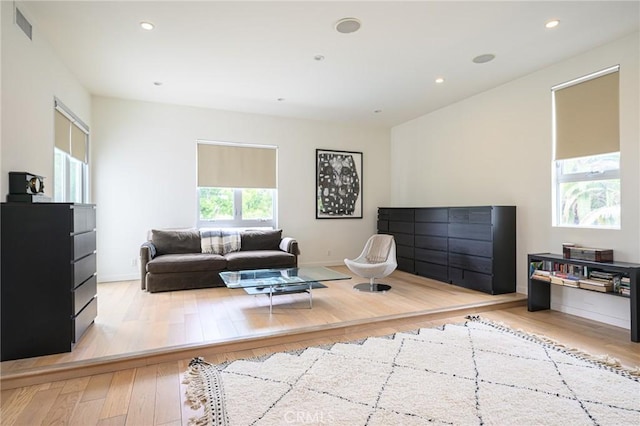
left=219, top=266, right=351, bottom=313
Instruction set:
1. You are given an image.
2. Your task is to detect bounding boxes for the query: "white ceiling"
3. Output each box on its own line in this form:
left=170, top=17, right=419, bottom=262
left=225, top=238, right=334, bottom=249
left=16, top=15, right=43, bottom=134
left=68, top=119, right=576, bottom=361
left=21, top=1, right=640, bottom=128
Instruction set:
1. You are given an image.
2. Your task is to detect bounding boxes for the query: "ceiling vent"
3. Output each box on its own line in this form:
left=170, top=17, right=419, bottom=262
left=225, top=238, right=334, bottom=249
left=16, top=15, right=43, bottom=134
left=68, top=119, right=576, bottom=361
left=15, top=7, right=33, bottom=40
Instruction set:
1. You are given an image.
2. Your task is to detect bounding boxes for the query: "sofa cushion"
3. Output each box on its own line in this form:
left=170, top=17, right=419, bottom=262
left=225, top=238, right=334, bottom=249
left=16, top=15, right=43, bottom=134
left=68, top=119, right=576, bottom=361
left=146, top=253, right=227, bottom=274
left=224, top=250, right=296, bottom=270
left=151, top=229, right=201, bottom=255
left=240, top=229, right=282, bottom=251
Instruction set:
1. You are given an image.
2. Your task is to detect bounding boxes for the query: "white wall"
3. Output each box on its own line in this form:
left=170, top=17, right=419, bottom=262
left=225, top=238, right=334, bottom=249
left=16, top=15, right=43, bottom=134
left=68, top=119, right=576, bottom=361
left=91, top=97, right=390, bottom=282
left=390, top=33, right=640, bottom=328
left=1, top=2, right=91, bottom=194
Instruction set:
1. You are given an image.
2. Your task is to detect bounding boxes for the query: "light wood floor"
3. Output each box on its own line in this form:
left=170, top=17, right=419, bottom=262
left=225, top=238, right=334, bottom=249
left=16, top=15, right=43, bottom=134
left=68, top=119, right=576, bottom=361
left=1, top=267, right=638, bottom=425
left=1, top=266, right=525, bottom=376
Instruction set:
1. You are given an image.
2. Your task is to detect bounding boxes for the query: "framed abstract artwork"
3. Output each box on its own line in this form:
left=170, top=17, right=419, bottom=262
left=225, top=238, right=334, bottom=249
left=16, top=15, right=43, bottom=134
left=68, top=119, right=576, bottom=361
left=316, top=149, right=363, bottom=219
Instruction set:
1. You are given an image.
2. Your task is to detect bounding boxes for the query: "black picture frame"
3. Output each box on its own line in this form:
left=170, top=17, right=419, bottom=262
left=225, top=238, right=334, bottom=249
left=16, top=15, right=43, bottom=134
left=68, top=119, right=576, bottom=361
left=316, top=149, right=363, bottom=219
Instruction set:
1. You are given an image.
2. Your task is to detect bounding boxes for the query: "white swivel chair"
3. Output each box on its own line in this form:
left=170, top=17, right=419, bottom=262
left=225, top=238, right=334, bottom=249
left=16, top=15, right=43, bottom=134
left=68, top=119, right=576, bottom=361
left=344, top=234, right=397, bottom=292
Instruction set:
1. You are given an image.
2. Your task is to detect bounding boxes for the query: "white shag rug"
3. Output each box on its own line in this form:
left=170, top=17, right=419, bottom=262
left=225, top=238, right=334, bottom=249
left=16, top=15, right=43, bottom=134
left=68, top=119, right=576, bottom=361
left=183, top=317, right=640, bottom=425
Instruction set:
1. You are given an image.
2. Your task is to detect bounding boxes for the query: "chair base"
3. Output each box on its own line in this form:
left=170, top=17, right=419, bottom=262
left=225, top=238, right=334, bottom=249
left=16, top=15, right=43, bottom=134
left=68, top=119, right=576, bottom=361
left=353, top=283, right=391, bottom=293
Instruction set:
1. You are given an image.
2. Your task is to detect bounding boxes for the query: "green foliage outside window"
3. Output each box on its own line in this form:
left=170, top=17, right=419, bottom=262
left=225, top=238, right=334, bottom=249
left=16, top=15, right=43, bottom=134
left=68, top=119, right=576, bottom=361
left=556, top=153, right=620, bottom=227
left=199, top=188, right=273, bottom=221
left=559, top=180, right=620, bottom=226
left=199, top=188, right=233, bottom=220
left=242, top=189, right=274, bottom=220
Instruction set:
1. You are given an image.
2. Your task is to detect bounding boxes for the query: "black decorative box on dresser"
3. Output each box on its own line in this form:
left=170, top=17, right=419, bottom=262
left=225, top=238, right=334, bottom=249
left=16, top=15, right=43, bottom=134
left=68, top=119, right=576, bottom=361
left=378, top=206, right=516, bottom=295
left=1, top=203, right=97, bottom=361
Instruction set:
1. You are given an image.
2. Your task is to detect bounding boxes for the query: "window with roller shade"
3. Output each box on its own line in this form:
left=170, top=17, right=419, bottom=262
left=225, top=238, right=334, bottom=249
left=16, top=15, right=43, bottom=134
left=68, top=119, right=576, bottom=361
left=196, top=141, right=277, bottom=228
left=552, top=66, right=620, bottom=228
left=54, top=99, right=89, bottom=203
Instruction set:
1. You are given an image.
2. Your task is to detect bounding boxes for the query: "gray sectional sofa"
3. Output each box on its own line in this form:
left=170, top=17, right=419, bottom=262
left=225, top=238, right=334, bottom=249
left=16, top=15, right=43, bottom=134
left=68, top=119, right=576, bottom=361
left=139, top=228, right=299, bottom=293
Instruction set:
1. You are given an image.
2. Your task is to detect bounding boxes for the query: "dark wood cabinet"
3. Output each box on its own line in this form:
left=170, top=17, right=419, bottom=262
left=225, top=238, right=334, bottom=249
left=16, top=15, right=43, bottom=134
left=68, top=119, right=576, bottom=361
left=379, top=208, right=415, bottom=273
left=378, top=206, right=516, bottom=295
left=1, top=203, right=97, bottom=361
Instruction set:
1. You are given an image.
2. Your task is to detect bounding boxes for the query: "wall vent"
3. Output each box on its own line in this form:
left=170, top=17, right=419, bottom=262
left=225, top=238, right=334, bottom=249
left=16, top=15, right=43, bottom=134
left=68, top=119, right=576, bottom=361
left=16, top=7, right=33, bottom=40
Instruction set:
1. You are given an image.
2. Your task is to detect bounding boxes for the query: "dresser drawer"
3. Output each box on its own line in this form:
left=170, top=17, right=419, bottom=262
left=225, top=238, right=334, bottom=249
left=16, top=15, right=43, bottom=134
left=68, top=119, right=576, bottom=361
left=390, top=221, right=414, bottom=234
left=391, top=233, right=414, bottom=247
left=449, top=207, right=492, bottom=224
left=73, top=253, right=96, bottom=288
left=448, top=267, right=493, bottom=293
left=415, top=248, right=447, bottom=265
left=448, top=238, right=492, bottom=258
left=389, top=209, right=414, bottom=222
left=396, top=245, right=414, bottom=260
left=74, top=274, right=97, bottom=315
left=414, top=222, right=447, bottom=237
left=449, top=253, right=493, bottom=274
left=415, top=261, right=448, bottom=282
left=73, top=231, right=96, bottom=260
left=73, top=296, right=97, bottom=343
left=415, top=235, right=447, bottom=251
left=448, top=223, right=492, bottom=241
left=397, top=257, right=414, bottom=273
left=415, top=208, right=448, bottom=223
left=73, top=205, right=96, bottom=234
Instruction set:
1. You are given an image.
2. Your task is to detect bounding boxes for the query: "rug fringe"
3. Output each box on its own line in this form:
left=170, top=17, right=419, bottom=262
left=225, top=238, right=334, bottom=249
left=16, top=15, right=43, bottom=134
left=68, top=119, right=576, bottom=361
left=182, top=357, right=229, bottom=426
left=465, top=315, right=640, bottom=377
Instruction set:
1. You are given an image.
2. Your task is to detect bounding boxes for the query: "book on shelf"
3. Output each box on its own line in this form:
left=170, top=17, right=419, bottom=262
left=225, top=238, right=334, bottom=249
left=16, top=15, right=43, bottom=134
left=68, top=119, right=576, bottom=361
left=531, top=270, right=551, bottom=282
left=618, top=276, right=631, bottom=295
left=579, top=281, right=613, bottom=293
left=562, top=278, right=581, bottom=288
left=550, top=275, right=564, bottom=285
left=590, top=270, right=617, bottom=280
left=579, top=278, right=610, bottom=287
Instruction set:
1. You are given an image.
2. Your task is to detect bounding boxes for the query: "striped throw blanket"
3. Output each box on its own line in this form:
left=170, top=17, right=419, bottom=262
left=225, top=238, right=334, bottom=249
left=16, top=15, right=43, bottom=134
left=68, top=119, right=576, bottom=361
left=201, top=229, right=241, bottom=255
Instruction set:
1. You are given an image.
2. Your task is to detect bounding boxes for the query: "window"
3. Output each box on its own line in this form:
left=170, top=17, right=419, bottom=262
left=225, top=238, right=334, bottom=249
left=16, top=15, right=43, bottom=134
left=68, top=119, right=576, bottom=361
left=54, top=100, right=89, bottom=203
left=198, top=187, right=275, bottom=227
left=197, top=142, right=277, bottom=228
left=552, top=66, right=620, bottom=228
left=555, top=153, right=620, bottom=227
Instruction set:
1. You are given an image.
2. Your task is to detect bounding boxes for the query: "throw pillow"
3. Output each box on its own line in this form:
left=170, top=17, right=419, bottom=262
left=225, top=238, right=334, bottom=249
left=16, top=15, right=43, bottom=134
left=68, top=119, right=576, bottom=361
left=240, top=229, right=282, bottom=251
left=151, top=229, right=201, bottom=255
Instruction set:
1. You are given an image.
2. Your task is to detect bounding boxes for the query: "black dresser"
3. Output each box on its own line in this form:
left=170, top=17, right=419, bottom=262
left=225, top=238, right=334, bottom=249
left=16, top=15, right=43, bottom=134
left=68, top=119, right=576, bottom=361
left=1, top=203, right=97, bottom=361
left=378, top=206, right=516, bottom=294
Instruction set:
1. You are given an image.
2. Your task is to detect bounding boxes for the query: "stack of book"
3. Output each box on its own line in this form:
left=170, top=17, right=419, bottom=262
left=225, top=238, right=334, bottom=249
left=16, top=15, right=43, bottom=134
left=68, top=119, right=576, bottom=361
left=578, top=270, right=617, bottom=292
left=531, top=269, right=551, bottom=282
left=549, top=271, right=581, bottom=286
left=619, top=277, right=631, bottom=296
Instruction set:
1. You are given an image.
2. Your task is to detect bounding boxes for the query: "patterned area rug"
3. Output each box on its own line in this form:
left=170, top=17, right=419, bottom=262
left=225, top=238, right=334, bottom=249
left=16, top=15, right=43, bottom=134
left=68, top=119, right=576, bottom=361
left=183, top=317, right=640, bottom=425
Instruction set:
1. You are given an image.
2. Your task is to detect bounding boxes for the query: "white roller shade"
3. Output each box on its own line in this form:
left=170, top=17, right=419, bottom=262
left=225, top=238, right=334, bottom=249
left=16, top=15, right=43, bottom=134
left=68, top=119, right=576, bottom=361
left=198, top=143, right=277, bottom=189
left=554, top=69, right=619, bottom=160
left=54, top=110, right=71, bottom=154
left=70, top=124, right=87, bottom=162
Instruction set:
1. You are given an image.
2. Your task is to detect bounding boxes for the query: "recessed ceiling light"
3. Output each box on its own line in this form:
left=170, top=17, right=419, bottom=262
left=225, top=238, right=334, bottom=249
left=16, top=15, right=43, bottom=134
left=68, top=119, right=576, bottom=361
left=373, top=109, right=382, bottom=114
left=140, top=21, right=155, bottom=31
left=335, top=18, right=361, bottom=34
left=472, top=54, right=495, bottom=64
left=545, top=19, right=560, bottom=29
left=314, top=55, right=325, bottom=61
left=277, top=98, right=285, bottom=102
left=435, top=77, right=445, bottom=84
left=153, top=81, right=163, bottom=86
